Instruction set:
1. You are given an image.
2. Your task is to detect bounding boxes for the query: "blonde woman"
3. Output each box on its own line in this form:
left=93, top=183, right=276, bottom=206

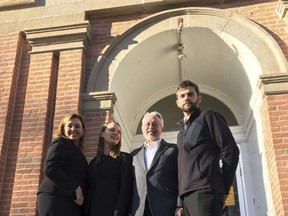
left=37, top=113, right=88, bottom=216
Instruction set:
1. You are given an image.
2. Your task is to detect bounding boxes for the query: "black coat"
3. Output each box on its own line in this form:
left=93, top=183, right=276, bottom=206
left=84, top=152, right=133, bottom=216
left=37, top=137, right=88, bottom=216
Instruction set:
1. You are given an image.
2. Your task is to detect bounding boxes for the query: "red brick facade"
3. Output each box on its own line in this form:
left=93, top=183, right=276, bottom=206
left=0, top=0, right=287, bottom=215
left=261, top=94, right=288, bottom=216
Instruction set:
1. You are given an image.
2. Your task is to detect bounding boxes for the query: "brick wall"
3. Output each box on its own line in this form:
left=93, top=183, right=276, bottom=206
left=0, top=0, right=287, bottom=215
left=0, top=47, right=98, bottom=215
left=9, top=52, right=56, bottom=215
left=0, top=32, right=28, bottom=215
left=0, top=33, right=114, bottom=215
left=262, top=94, right=288, bottom=216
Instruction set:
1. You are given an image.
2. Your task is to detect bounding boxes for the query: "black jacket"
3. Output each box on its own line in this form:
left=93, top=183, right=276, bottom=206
left=84, top=152, right=133, bottom=216
left=177, top=108, right=239, bottom=197
left=37, top=137, right=88, bottom=215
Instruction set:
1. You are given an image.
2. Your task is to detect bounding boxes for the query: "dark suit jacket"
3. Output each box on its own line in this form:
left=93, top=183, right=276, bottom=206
left=131, top=139, right=178, bottom=216
left=37, top=137, right=88, bottom=216
left=84, top=152, right=133, bottom=216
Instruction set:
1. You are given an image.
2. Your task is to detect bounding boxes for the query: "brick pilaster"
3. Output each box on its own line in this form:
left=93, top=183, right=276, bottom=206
left=0, top=32, right=26, bottom=216
left=53, top=49, right=85, bottom=126
left=259, top=74, right=288, bottom=216
left=8, top=52, right=57, bottom=216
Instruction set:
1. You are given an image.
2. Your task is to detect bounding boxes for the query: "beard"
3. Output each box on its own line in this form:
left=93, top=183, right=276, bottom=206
left=181, top=101, right=198, bottom=113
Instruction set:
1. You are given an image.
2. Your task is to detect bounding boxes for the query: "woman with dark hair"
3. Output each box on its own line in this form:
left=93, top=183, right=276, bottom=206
left=85, top=121, right=133, bottom=216
left=37, top=113, right=88, bottom=216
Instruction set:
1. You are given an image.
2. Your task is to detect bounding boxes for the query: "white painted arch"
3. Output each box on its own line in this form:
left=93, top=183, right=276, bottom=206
left=87, top=7, right=288, bottom=143
left=86, top=7, right=288, bottom=216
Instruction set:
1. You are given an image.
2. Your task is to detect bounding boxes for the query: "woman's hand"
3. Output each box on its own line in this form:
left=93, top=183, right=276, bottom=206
left=74, top=186, right=84, bottom=206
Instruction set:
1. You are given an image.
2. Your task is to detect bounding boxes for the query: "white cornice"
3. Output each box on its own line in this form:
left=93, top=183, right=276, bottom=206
left=81, top=91, right=117, bottom=112
left=258, top=73, right=288, bottom=95
left=276, top=0, right=288, bottom=19
left=0, top=0, right=36, bottom=9
left=24, top=21, right=91, bottom=53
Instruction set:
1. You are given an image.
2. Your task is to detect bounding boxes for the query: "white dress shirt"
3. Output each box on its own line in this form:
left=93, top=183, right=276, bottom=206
left=144, top=139, right=161, bottom=170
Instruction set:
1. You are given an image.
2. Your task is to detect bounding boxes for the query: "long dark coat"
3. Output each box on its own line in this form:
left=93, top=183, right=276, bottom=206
left=84, top=152, right=133, bottom=216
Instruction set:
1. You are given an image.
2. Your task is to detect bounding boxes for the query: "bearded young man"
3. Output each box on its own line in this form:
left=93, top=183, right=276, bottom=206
left=175, top=80, right=239, bottom=216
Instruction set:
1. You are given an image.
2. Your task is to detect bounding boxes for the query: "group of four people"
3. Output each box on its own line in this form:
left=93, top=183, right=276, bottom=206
left=37, top=80, right=240, bottom=216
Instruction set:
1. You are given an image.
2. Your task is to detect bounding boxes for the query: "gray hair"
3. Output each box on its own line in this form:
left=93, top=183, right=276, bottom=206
left=142, top=111, right=164, bottom=128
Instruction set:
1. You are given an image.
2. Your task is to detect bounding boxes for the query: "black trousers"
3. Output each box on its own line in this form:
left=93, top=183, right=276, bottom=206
left=182, top=188, right=224, bottom=216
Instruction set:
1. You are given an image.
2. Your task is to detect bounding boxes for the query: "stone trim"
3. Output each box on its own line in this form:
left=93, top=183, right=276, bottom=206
left=25, top=21, right=91, bottom=53
left=81, top=91, right=117, bottom=112
left=258, top=73, right=288, bottom=95
left=0, top=0, right=36, bottom=9
left=276, top=0, right=288, bottom=19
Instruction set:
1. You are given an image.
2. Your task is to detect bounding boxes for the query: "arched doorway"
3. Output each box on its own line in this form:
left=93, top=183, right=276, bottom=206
left=86, top=7, right=287, bottom=216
